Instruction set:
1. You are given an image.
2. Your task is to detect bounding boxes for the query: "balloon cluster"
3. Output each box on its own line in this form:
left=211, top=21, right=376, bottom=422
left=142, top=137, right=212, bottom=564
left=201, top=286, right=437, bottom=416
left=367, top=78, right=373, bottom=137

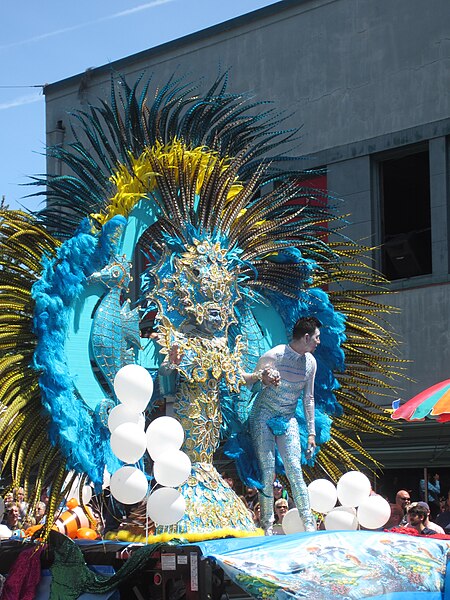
left=108, top=365, right=192, bottom=526
left=282, top=471, right=391, bottom=534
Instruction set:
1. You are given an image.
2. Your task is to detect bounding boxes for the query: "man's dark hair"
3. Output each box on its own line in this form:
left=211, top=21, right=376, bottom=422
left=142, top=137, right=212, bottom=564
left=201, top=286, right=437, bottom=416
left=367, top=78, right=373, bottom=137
left=408, top=505, right=428, bottom=520
left=292, top=316, right=322, bottom=340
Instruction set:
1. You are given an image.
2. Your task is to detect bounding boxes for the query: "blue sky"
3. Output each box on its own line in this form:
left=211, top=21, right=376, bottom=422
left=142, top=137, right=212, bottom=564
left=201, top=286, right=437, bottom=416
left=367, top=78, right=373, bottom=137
left=1, top=0, right=276, bottom=210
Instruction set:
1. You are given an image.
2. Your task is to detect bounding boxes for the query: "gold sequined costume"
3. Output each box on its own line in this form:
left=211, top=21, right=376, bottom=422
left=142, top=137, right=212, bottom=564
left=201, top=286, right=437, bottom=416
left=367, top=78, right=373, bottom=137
left=157, top=322, right=255, bottom=534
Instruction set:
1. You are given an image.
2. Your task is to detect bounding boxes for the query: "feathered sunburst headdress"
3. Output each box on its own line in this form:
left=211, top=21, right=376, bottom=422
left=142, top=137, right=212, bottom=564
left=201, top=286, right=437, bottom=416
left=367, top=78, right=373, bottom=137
left=0, top=72, right=402, bottom=532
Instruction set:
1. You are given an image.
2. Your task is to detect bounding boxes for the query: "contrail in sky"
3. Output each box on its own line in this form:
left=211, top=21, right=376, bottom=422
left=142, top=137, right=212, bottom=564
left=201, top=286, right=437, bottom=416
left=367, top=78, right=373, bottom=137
left=0, top=93, right=43, bottom=111
left=0, top=1, right=173, bottom=51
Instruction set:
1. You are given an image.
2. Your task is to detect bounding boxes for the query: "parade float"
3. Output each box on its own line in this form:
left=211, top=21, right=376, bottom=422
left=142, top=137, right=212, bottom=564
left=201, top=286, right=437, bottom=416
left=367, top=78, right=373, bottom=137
left=2, top=73, right=448, bottom=599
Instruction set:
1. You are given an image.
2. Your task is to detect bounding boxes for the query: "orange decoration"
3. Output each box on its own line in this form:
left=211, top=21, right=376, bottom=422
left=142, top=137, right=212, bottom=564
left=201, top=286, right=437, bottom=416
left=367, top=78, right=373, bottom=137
left=55, top=506, right=90, bottom=538
left=76, top=527, right=98, bottom=540
left=24, top=524, right=43, bottom=537
left=66, top=498, right=79, bottom=510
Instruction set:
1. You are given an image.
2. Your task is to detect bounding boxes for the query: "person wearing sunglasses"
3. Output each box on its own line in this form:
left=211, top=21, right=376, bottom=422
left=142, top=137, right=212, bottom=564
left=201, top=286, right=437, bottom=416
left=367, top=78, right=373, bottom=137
left=385, top=490, right=411, bottom=529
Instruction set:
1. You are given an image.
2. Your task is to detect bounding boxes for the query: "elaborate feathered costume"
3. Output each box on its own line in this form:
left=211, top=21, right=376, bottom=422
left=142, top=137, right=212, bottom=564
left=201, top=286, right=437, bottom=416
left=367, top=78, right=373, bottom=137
left=0, top=73, right=401, bottom=538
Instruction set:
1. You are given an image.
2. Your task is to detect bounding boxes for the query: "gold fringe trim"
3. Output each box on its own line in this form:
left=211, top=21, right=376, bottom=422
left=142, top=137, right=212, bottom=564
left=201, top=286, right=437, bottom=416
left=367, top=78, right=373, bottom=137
left=105, top=527, right=264, bottom=544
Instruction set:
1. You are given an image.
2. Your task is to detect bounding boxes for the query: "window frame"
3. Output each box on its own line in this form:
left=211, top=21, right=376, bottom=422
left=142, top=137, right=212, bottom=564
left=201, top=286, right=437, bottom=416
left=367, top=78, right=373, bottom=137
left=372, top=143, right=432, bottom=282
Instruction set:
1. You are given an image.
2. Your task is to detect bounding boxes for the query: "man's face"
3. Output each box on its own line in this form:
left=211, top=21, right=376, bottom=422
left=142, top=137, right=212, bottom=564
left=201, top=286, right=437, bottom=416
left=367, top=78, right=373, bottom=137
left=407, top=511, right=423, bottom=528
left=224, top=477, right=234, bottom=489
left=396, top=492, right=411, bottom=510
left=305, top=328, right=321, bottom=353
left=7, top=506, right=19, bottom=525
left=275, top=503, right=288, bottom=522
left=273, top=486, right=283, bottom=499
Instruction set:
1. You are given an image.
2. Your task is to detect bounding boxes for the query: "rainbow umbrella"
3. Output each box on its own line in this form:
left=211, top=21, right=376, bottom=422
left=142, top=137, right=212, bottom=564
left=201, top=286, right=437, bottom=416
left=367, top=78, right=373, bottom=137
left=392, top=379, right=450, bottom=422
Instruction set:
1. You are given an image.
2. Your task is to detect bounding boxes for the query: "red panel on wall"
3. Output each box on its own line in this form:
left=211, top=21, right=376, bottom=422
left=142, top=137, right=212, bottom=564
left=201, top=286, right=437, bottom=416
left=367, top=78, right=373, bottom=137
left=288, top=173, right=329, bottom=240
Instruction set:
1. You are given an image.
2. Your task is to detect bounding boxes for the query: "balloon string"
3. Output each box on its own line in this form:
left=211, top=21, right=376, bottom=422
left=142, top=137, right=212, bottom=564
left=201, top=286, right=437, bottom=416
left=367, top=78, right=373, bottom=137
left=146, top=482, right=158, bottom=543
left=145, top=495, right=149, bottom=543
left=316, top=460, right=334, bottom=480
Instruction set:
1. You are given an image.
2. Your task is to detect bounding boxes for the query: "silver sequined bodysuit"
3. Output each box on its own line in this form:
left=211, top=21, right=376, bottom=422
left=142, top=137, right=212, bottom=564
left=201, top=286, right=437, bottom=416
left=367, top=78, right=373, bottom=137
left=249, top=344, right=317, bottom=532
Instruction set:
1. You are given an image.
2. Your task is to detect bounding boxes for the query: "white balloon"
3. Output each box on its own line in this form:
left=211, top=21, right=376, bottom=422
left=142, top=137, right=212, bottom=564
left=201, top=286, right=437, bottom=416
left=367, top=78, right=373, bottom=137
left=110, top=422, right=147, bottom=464
left=0, top=524, right=12, bottom=539
left=357, top=495, right=391, bottom=529
left=153, top=450, right=192, bottom=487
left=337, top=471, right=371, bottom=508
left=147, top=487, right=186, bottom=525
left=82, top=485, right=93, bottom=505
left=281, top=508, right=306, bottom=534
left=102, top=467, right=111, bottom=489
left=110, top=466, right=148, bottom=504
left=334, top=505, right=357, bottom=515
left=114, top=364, right=154, bottom=412
left=324, top=506, right=359, bottom=530
left=308, top=479, right=338, bottom=514
left=146, top=416, right=185, bottom=461
left=108, top=404, right=145, bottom=433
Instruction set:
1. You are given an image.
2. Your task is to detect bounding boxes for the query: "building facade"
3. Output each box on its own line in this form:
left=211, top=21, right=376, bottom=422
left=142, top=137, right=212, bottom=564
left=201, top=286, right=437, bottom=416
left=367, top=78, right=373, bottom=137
left=44, top=0, right=450, bottom=469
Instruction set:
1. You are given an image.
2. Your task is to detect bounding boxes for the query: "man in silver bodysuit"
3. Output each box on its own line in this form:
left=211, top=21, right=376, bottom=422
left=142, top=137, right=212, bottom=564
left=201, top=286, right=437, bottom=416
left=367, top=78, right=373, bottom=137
left=245, top=316, right=321, bottom=535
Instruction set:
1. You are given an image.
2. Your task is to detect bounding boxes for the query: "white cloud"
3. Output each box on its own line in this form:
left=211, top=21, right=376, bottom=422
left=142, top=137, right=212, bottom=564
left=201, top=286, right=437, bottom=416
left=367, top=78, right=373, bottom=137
left=0, top=0, right=174, bottom=51
left=0, top=93, right=43, bottom=111
left=111, top=1, right=173, bottom=19
left=9, top=25, right=86, bottom=47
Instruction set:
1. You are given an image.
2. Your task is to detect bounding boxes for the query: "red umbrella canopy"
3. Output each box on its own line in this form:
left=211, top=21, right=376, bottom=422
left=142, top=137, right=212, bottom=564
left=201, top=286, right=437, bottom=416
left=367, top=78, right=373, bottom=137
left=392, top=379, right=450, bottom=422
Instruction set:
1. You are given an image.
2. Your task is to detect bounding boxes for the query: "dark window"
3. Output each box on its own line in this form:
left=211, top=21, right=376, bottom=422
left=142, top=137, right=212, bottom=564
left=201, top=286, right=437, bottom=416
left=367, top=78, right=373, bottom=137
left=380, top=150, right=431, bottom=280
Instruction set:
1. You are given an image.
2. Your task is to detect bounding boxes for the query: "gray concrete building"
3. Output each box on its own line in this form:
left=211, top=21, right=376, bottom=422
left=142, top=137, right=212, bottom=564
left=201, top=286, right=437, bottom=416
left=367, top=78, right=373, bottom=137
left=44, top=0, right=450, bottom=475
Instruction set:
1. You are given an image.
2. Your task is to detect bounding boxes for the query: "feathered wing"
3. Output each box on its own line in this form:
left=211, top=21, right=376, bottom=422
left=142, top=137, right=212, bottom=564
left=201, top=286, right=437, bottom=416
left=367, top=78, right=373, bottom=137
left=0, top=210, right=79, bottom=534
left=0, top=73, right=403, bottom=532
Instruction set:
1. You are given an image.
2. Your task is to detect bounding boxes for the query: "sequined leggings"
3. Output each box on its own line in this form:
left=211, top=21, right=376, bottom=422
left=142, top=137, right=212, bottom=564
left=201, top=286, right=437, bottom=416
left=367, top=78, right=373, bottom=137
left=250, top=405, right=316, bottom=531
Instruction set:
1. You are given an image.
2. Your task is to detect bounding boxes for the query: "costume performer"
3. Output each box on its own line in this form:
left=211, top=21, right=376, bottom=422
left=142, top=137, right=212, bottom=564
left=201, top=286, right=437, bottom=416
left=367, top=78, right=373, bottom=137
left=0, top=73, right=402, bottom=537
left=249, top=317, right=321, bottom=533
left=150, top=239, right=257, bottom=534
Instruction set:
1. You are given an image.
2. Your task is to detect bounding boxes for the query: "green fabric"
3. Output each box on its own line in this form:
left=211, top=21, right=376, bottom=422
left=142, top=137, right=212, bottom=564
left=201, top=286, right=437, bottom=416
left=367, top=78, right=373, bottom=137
left=49, top=532, right=182, bottom=599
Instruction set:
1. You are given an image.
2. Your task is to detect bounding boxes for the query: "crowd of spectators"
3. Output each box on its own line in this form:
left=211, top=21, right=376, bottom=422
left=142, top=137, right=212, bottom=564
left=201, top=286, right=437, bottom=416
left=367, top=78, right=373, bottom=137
left=220, top=470, right=450, bottom=537
left=4, top=472, right=450, bottom=538
left=385, top=480, right=450, bottom=536
left=221, top=471, right=292, bottom=533
left=1, top=487, right=49, bottom=536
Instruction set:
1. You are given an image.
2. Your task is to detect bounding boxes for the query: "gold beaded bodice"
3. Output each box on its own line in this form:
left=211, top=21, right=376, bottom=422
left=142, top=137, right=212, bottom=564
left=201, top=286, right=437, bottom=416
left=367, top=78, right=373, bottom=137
left=158, top=320, right=245, bottom=463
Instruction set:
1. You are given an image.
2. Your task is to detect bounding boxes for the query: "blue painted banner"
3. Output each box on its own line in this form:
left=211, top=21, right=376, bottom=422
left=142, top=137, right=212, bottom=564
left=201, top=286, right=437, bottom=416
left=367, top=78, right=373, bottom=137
left=197, top=530, right=450, bottom=600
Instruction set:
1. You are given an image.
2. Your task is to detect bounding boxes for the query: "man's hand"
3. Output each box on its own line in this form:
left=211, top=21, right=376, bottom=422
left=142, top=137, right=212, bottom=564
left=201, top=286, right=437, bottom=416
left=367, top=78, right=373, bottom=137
left=261, top=367, right=280, bottom=386
left=306, top=434, right=316, bottom=459
left=307, top=434, right=316, bottom=450
left=168, top=344, right=183, bottom=366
